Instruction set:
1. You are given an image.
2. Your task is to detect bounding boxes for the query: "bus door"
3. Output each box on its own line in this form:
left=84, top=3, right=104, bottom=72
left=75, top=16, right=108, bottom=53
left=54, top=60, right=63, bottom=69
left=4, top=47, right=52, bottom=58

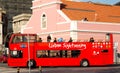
left=101, top=42, right=114, bottom=65
left=101, top=49, right=109, bottom=65
left=91, top=47, right=102, bottom=65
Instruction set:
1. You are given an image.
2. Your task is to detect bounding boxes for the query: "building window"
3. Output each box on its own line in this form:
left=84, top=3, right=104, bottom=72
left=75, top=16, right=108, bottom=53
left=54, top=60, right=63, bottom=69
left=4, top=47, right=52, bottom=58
left=41, top=13, right=47, bottom=29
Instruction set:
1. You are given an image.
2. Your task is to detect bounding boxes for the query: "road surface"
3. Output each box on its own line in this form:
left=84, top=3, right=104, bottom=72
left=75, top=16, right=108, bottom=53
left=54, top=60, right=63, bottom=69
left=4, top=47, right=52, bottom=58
left=0, top=63, right=120, bottom=73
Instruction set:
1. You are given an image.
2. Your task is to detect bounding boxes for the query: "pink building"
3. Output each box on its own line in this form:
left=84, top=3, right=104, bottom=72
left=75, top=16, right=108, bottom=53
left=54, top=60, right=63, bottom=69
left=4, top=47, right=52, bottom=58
left=23, top=0, right=120, bottom=53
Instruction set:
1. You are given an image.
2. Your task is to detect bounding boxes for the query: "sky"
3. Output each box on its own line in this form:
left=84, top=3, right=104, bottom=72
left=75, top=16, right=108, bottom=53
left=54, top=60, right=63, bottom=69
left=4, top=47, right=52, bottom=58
left=74, top=0, right=120, bottom=5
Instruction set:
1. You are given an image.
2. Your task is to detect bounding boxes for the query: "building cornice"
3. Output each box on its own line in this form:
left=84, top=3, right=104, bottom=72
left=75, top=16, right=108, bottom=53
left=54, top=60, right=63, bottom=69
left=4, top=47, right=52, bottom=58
left=38, top=29, right=120, bottom=35
left=13, top=14, right=31, bottom=22
left=32, top=0, right=39, bottom=2
left=79, top=21, right=120, bottom=25
left=31, top=1, right=62, bottom=9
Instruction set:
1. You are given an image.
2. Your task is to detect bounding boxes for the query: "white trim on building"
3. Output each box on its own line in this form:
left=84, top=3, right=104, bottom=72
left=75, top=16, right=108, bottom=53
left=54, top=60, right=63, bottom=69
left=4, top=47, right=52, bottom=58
left=41, top=12, right=47, bottom=30
left=70, top=21, right=78, bottom=40
left=57, top=10, right=71, bottom=24
left=38, top=29, right=120, bottom=36
left=31, top=1, right=62, bottom=9
left=79, top=21, right=120, bottom=25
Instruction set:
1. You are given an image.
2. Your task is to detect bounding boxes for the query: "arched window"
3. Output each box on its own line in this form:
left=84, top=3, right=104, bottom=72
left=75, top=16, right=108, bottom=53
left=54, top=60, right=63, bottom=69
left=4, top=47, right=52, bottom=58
left=41, top=13, right=47, bottom=29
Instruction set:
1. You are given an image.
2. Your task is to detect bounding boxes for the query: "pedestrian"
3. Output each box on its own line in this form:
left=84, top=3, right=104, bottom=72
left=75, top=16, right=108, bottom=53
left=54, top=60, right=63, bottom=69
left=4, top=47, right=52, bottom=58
left=68, top=37, right=73, bottom=42
left=47, top=34, right=51, bottom=58
left=89, top=37, right=94, bottom=42
left=38, top=37, right=42, bottom=42
left=53, top=38, right=57, bottom=42
left=58, top=38, right=63, bottom=42
left=47, top=34, right=51, bottom=42
left=81, top=17, right=88, bottom=21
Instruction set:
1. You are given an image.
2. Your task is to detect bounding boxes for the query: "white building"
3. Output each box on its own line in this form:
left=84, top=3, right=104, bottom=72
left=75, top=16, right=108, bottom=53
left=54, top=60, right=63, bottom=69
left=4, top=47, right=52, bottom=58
left=0, top=8, right=4, bottom=50
left=12, top=13, right=31, bottom=33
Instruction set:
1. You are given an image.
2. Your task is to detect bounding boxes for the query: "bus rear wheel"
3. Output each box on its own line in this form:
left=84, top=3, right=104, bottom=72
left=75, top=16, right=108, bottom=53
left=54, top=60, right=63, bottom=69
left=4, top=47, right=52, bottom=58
left=27, top=60, right=36, bottom=68
left=80, top=59, right=89, bottom=67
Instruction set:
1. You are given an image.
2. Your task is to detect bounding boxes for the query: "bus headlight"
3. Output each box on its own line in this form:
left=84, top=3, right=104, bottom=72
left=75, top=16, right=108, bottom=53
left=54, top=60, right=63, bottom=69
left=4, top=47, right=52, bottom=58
left=12, top=51, right=18, bottom=56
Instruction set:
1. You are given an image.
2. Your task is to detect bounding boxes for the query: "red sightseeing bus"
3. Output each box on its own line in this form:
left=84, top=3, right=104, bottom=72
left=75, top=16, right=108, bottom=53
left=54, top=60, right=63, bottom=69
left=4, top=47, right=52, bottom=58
left=8, top=33, right=113, bottom=67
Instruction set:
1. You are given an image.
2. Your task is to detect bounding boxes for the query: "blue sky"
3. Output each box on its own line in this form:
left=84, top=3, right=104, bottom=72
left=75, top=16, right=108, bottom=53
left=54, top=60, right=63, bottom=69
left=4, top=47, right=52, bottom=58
left=74, top=0, right=120, bottom=5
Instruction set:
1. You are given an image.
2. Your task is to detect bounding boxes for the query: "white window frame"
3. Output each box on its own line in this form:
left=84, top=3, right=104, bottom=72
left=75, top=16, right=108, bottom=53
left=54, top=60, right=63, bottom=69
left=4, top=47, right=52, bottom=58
left=41, top=12, right=47, bottom=30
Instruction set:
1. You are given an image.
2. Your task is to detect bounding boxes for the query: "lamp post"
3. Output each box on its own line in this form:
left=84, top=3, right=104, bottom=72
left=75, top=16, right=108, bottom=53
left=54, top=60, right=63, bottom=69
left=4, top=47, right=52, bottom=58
left=28, top=34, right=31, bottom=73
left=21, top=27, right=32, bottom=73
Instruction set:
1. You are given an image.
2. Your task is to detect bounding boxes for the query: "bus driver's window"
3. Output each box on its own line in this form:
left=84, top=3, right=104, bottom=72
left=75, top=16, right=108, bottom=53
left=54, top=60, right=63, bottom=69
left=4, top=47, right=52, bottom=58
left=15, top=37, right=21, bottom=43
left=22, top=36, right=28, bottom=42
left=12, top=36, right=21, bottom=43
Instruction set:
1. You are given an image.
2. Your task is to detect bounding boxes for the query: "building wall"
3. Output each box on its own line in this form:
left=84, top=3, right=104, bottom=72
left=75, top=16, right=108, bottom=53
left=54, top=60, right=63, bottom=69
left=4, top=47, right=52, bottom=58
left=77, top=21, right=120, bottom=52
left=24, top=0, right=70, bottom=34
left=0, top=0, right=32, bottom=33
left=77, top=21, right=120, bottom=32
left=0, top=0, right=33, bottom=46
left=24, top=0, right=120, bottom=54
left=13, top=13, right=31, bottom=33
left=0, top=0, right=32, bottom=18
left=0, top=8, right=7, bottom=44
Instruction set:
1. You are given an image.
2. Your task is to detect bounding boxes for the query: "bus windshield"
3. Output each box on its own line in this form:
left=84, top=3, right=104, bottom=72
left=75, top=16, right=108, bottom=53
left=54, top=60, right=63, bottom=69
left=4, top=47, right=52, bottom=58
left=11, top=35, right=37, bottom=43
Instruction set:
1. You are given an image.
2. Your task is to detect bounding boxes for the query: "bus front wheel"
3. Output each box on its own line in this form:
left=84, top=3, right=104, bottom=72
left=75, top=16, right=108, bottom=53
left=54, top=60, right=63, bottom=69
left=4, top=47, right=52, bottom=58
left=80, top=59, right=89, bottom=67
left=27, top=60, right=36, bottom=68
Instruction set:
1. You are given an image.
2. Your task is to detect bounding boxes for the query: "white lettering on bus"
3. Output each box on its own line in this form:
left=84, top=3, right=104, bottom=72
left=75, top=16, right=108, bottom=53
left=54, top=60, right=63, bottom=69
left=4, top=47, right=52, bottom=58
left=63, top=43, right=86, bottom=49
left=49, top=43, right=62, bottom=48
left=49, top=43, right=86, bottom=49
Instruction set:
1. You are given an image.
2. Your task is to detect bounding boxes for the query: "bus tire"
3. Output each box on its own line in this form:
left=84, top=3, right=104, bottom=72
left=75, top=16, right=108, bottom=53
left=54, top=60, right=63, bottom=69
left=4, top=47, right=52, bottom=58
left=80, top=59, right=89, bottom=67
left=27, top=60, right=36, bottom=68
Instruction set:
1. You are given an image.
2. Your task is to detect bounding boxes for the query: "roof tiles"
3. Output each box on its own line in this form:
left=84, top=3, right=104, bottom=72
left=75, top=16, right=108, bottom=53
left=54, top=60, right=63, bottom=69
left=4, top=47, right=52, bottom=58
left=61, top=0, right=120, bottom=23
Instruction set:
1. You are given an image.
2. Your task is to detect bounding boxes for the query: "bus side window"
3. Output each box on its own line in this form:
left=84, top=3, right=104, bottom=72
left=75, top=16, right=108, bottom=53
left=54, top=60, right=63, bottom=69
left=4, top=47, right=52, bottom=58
left=12, top=36, right=21, bottom=43
left=60, top=50, right=63, bottom=57
left=71, top=50, right=80, bottom=57
left=101, top=49, right=108, bottom=53
left=60, top=50, right=68, bottom=58
left=10, top=50, right=23, bottom=58
left=37, top=50, right=48, bottom=58
left=22, top=36, right=28, bottom=42
left=36, top=50, right=80, bottom=58
left=29, top=35, right=36, bottom=42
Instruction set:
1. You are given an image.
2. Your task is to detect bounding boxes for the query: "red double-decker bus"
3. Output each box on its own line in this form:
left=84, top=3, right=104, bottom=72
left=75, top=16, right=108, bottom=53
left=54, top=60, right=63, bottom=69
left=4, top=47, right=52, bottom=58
left=8, top=33, right=113, bottom=67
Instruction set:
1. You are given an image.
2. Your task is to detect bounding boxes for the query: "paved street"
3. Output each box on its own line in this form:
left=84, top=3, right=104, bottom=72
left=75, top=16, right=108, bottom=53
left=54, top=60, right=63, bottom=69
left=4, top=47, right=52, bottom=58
left=1, top=63, right=120, bottom=73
